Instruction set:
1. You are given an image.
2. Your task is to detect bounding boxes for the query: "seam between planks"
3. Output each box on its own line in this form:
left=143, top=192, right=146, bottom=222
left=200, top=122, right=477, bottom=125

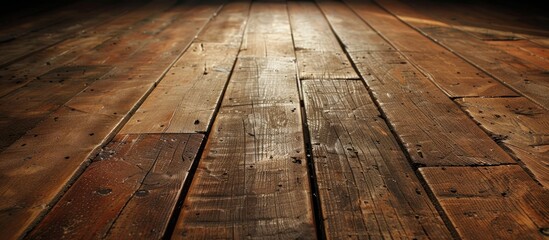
left=370, top=0, right=549, bottom=111
left=19, top=3, right=225, bottom=238
left=162, top=1, right=253, bottom=238
left=314, top=1, right=461, bottom=238
left=344, top=0, right=545, bottom=187
left=286, top=3, right=328, bottom=239
left=341, top=0, right=521, bottom=167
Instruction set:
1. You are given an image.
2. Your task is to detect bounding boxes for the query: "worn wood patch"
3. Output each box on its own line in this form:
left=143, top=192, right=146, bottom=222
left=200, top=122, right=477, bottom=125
left=303, top=80, right=452, bottom=239
left=458, top=97, right=549, bottom=187
left=420, top=165, right=549, bottom=239
left=345, top=0, right=516, bottom=98
left=121, top=2, right=250, bottom=134
left=28, top=133, right=203, bottom=239
left=288, top=2, right=358, bottom=80
left=0, top=3, right=221, bottom=239
left=318, top=0, right=515, bottom=166
left=375, top=0, right=549, bottom=109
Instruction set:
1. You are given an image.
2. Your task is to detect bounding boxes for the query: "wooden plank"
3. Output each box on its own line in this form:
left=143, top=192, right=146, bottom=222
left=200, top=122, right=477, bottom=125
left=120, top=1, right=250, bottom=134
left=174, top=58, right=315, bottom=239
left=0, top=65, right=112, bottom=151
left=239, top=2, right=294, bottom=58
left=420, top=165, right=549, bottom=239
left=173, top=3, right=315, bottom=236
left=0, top=1, right=138, bottom=67
left=303, top=80, right=452, bottom=239
left=375, top=0, right=549, bottom=109
left=28, top=133, right=203, bottom=239
left=0, top=0, right=176, bottom=98
left=0, top=3, right=221, bottom=239
left=288, top=2, right=359, bottom=80
left=317, top=0, right=515, bottom=166
left=458, top=97, right=549, bottom=187
left=345, top=0, right=517, bottom=98
left=0, top=0, right=180, bottom=151
left=487, top=40, right=549, bottom=70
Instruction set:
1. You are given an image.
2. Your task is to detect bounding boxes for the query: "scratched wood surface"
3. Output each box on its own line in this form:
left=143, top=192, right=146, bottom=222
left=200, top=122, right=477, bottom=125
left=0, top=0, right=548, bottom=239
left=0, top=1, right=221, bottom=238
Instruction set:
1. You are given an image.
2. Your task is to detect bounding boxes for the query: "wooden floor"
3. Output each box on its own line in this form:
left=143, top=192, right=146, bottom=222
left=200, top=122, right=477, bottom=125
left=0, top=0, right=548, bottom=239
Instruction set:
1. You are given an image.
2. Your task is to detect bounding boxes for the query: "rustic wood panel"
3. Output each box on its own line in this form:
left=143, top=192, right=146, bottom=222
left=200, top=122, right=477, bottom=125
left=420, top=165, right=549, bottom=239
left=0, top=0, right=183, bottom=152
left=345, top=0, right=516, bottom=98
left=0, top=0, right=176, bottom=98
left=303, top=80, right=452, bottom=239
left=458, top=97, right=549, bottom=187
left=0, top=3, right=221, bottom=239
left=487, top=40, right=549, bottom=70
left=239, top=2, right=294, bottom=58
left=120, top=2, right=250, bottom=134
left=317, top=0, right=515, bottom=166
left=0, top=1, right=139, bottom=67
left=288, top=2, right=358, bottom=80
left=28, top=133, right=203, bottom=239
left=375, top=0, right=549, bottom=109
left=174, top=56, right=314, bottom=239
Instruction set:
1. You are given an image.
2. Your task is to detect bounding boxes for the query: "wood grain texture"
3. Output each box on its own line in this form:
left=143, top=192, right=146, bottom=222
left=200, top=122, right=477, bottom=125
left=0, top=0, right=176, bottom=98
left=375, top=0, right=549, bottom=109
left=239, top=2, right=294, bottom=58
left=288, top=2, right=358, bottom=80
left=0, top=1, right=139, bottom=67
left=345, top=0, right=516, bottom=98
left=174, top=56, right=315, bottom=239
left=173, top=4, right=316, bottom=234
left=303, top=80, right=452, bottom=239
left=0, top=3, right=221, bottom=239
left=121, top=2, right=250, bottom=134
left=487, top=40, right=549, bottom=70
left=420, top=165, right=549, bottom=239
left=0, top=0, right=185, bottom=152
left=28, top=133, right=203, bottom=239
left=318, top=0, right=515, bottom=166
left=458, top=97, right=549, bottom=187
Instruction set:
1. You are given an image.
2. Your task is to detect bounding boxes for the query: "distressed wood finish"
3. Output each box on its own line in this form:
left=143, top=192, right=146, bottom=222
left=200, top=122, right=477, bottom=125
left=303, top=80, right=452, bottom=239
left=0, top=1, right=139, bottom=67
left=317, top=0, right=515, bottom=166
left=121, top=2, right=250, bottom=134
left=173, top=3, right=315, bottom=237
left=345, top=0, right=516, bottom=98
left=458, top=97, right=549, bottom=187
left=0, top=0, right=176, bottom=98
left=28, top=133, right=203, bottom=239
left=487, top=40, right=549, bottom=70
left=288, top=2, right=358, bottom=80
left=375, top=0, right=549, bottom=109
left=174, top=57, right=314, bottom=239
left=420, top=166, right=549, bottom=239
left=0, top=4, right=221, bottom=239
left=239, top=2, right=294, bottom=58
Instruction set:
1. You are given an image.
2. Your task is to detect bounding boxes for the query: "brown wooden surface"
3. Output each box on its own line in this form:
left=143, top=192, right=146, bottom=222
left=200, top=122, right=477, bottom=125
left=303, top=80, right=452, bottom=239
left=120, top=1, right=250, bottom=134
left=173, top=2, right=316, bottom=238
left=0, top=0, right=176, bottom=98
left=375, top=0, right=549, bottom=110
left=458, top=97, right=549, bottom=187
left=420, top=166, right=548, bottom=239
left=0, top=3, right=221, bottom=239
left=318, top=0, right=515, bottom=166
left=0, top=0, right=548, bottom=239
left=345, top=0, right=517, bottom=98
left=288, top=1, right=358, bottom=80
left=28, top=133, right=203, bottom=239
